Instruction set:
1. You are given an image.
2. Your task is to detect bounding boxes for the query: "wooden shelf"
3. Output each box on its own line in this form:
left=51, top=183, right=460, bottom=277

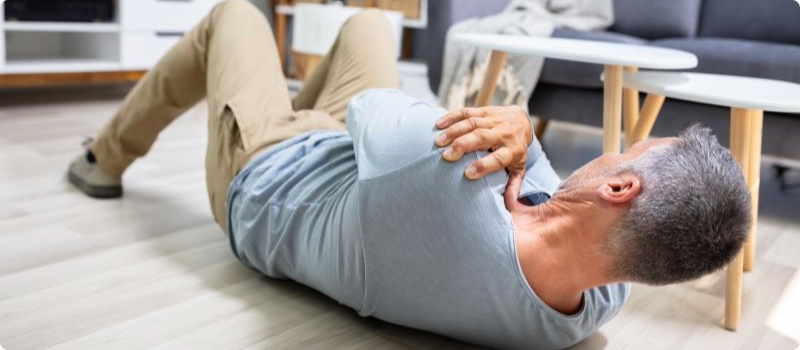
left=0, top=70, right=145, bottom=88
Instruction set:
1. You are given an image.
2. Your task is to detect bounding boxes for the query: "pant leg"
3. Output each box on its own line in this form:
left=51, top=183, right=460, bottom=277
left=200, top=1, right=298, bottom=231
left=91, top=0, right=323, bottom=232
left=90, top=26, right=209, bottom=177
left=203, top=1, right=348, bottom=231
left=91, top=3, right=398, bottom=233
left=291, top=9, right=400, bottom=120
left=91, top=0, right=296, bottom=178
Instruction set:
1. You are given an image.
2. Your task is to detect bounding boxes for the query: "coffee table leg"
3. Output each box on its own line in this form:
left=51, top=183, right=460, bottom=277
left=534, top=118, right=550, bottom=140
left=603, top=65, right=624, bottom=154
left=623, top=67, right=640, bottom=149
left=744, top=110, right=763, bottom=272
left=629, top=94, right=665, bottom=146
left=475, top=50, right=508, bottom=107
left=725, top=107, right=752, bottom=331
left=276, top=0, right=288, bottom=74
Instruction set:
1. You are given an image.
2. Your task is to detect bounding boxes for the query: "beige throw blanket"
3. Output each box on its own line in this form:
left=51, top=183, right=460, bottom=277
left=438, top=0, right=614, bottom=109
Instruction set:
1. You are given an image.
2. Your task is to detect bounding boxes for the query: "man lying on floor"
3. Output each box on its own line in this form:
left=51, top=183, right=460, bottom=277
left=66, top=2, right=752, bottom=349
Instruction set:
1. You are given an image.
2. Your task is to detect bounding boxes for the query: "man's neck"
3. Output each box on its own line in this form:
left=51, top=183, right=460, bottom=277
left=512, top=195, right=614, bottom=315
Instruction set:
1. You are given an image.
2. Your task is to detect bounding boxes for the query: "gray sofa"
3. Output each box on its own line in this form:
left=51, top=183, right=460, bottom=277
left=423, top=0, right=800, bottom=159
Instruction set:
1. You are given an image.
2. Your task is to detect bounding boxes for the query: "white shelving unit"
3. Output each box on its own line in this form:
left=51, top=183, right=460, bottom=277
left=4, top=22, right=121, bottom=33
left=1, top=0, right=123, bottom=74
left=0, top=0, right=223, bottom=77
left=0, top=4, right=6, bottom=69
left=4, top=59, right=121, bottom=74
left=275, top=1, right=428, bottom=29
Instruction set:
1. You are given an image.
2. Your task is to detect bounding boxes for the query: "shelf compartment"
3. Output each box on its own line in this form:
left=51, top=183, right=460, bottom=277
left=4, top=31, right=120, bottom=74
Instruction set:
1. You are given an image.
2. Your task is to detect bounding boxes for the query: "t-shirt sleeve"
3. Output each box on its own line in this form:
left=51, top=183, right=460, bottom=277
left=345, top=89, right=447, bottom=180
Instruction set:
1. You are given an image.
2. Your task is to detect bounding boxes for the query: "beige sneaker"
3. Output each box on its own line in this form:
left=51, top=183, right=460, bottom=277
left=67, top=143, right=122, bottom=198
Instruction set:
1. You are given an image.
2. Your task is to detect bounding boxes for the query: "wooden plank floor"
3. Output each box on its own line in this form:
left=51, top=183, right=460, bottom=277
left=0, top=88, right=799, bottom=350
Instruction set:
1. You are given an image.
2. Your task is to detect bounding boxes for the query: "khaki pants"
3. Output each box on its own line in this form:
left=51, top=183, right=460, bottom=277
left=91, top=0, right=398, bottom=233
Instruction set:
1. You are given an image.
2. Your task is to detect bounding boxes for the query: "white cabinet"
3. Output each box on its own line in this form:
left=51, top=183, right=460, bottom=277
left=121, top=0, right=221, bottom=32
left=0, top=0, right=224, bottom=75
left=0, top=4, right=6, bottom=69
left=121, top=32, right=182, bottom=70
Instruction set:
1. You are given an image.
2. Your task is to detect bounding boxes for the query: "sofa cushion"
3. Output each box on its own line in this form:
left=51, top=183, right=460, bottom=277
left=698, top=0, right=800, bottom=45
left=652, top=38, right=800, bottom=84
left=540, top=28, right=646, bottom=88
left=610, top=0, right=702, bottom=40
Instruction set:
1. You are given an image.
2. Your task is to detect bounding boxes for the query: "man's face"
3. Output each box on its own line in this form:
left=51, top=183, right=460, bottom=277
left=558, top=137, right=677, bottom=192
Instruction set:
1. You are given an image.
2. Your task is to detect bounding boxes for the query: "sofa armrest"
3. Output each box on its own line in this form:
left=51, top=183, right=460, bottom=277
left=424, top=0, right=511, bottom=94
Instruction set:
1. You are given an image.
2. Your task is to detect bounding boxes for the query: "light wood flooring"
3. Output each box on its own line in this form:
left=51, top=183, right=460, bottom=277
left=1, top=87, right=799, bottom=350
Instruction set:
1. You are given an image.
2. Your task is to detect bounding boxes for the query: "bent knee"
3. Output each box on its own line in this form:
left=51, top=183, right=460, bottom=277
left=211, top=0, right=263, bottom=22
left=353, top=8, right=388, bottom=21
left=339, top=9, right=395, bottom=50
left=343, top=9, right=393, bottom=34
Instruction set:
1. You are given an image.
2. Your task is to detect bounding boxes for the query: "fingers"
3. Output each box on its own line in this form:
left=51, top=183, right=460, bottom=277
left=435, top=117, right=491, bottom=147
left=464, top=147, right=516, bottom=180
left=435, top=107, right=488, bottom=129
left=504, top=169, right=526, bottom=210
left=442, top=129, right=500, bottom=162
left=436, top=106, right=530, bottom=182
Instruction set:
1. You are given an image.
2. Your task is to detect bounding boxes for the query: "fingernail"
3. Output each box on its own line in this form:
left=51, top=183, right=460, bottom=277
left=443, top=148, right=453, bottom=158
left=435, top=118, right=444, bottom=127
left=465, top=165, right=478, bottom=179
left=436, top=133, right=448, bottom=146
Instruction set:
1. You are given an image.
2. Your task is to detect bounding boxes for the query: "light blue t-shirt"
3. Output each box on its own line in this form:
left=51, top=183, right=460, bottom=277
left=227, top=89, right=629, bottom=350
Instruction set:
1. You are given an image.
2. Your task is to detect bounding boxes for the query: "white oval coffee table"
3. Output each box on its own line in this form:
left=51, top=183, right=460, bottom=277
left=453, top=33, right=698, bottom=154
left=622, top=71, right=800, bottom=331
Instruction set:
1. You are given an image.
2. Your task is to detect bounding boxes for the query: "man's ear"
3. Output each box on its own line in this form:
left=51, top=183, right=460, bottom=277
left=595, top=173, right=641, bottom=205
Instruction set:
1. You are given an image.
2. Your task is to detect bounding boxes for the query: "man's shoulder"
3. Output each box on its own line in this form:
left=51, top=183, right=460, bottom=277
left=347, top=89, right=448, bottom=181
left=347, top=88, right=413, bottom=118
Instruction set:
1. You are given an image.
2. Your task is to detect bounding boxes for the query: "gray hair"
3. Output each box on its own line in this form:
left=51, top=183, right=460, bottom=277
left=607, top=125, right=752, bottom=285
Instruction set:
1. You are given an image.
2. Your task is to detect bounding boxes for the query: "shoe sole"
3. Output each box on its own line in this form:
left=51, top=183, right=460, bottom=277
left=68, top=170, right=123, bottom=199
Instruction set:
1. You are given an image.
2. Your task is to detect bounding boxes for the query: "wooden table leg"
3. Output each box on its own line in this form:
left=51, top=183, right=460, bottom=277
left=744, top=109, right=764, bottom=272
left=623, top=67, right=639, bottom=149
left=275, top=0, right=288, bottom=74
left=292, top=52, right=322, bottom=81
left=475, top=50, right=508, bottom=108
left=725, top=107, right=753, bottom=331
left=629, top=94, right=665, bottom=146
left=603, top=65, right=624, bottom=154
left=534, top=118, right=550, bottom=140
